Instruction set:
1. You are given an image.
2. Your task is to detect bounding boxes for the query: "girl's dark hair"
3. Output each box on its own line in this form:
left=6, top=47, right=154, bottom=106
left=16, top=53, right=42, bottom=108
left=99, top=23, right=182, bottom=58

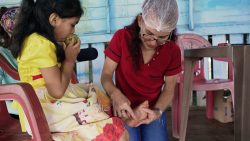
left=10, top=0, right=83, bottom=62
left=0, top=7, right=10, bottom=48
left=125, top=14, right=177, bottom=70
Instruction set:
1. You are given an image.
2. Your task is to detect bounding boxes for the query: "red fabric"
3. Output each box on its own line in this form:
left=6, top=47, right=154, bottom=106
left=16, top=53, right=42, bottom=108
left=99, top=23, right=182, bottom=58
left=104, top=28, right=181, bottom=108
left=93, top=117, right=125, bottom=141
left=32, top=74, right=43, bottom=80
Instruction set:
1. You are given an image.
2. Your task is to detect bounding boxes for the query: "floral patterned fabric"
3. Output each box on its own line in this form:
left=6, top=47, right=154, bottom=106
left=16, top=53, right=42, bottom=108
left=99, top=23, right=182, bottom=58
left=36, top=83, right=125, bottom=141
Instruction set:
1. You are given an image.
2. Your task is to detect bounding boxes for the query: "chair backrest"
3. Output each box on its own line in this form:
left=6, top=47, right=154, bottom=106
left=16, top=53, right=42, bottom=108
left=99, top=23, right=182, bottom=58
left=0, top=53, right=20, bottom=80
left=176, top=33, right=234, bottom=81
left=176, top=33, right=211, bottom=81
left=0, top=50, right=77, bottom=140
left=0, top=83, right=53, bottom=141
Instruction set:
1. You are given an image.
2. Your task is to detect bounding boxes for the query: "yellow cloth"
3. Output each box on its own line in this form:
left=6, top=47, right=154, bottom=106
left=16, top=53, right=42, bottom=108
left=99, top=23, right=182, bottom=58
left=13, top=33, right=125, bottom=140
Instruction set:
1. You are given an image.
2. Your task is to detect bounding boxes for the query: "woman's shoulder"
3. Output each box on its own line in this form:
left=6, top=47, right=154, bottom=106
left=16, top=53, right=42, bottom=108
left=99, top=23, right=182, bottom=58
left=160, top=41, right=181, bottom=56
left=113, top=28, right=131, bottom=39
left=163, top=41, right=180, bottom=50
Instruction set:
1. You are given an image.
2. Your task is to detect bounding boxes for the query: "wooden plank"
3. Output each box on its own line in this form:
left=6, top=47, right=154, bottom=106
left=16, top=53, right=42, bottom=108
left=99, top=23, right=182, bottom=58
left=110, top=17, right=134, bottom=32
left=110, top=5, right=141, bottom=18
left=177, top=0, right=250, bottom=35
left=178, top=24, right=250, bottom=36
left=76, top=19, right=107, bottom=34
left=0, top=0, right=20, bottom=6
left=193, top=10, right=250, bottom=25
left=82, top=7, right=107, bottom=20
left=194, top=0, right=250, bottom=11
left=80, top=0, right=106, bottom=7
left=109, top=0, right=144, bottom=6
left=230, top=34, right=244, bottom=44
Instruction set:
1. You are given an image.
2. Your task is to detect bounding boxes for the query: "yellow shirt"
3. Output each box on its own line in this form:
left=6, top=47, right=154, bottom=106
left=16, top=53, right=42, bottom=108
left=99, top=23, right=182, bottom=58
left=17, top=33, right=58, bottom=88
left=14, top=33, right=59, bottom=132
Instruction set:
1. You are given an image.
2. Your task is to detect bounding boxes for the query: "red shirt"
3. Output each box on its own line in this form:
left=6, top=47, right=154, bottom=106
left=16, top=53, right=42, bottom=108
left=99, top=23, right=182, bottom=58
left=104, top=28, right=181, bottom=108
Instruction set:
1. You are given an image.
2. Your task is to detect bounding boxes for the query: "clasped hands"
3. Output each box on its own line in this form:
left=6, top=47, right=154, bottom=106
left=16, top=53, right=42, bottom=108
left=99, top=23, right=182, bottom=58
left=111, top=94, right=161, bottom=127
left=122, top=100, right=162, bottom=127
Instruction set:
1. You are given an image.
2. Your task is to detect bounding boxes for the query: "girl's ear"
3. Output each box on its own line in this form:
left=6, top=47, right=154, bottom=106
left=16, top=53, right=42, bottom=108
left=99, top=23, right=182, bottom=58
left=49, top=13, right=60, bottom=27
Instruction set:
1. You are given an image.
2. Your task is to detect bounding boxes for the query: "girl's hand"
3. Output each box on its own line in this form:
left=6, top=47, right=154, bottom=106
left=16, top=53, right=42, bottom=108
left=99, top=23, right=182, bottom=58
left=64, top=38, right=81, bottom=63
left=110, top=89, right=136, bottom=120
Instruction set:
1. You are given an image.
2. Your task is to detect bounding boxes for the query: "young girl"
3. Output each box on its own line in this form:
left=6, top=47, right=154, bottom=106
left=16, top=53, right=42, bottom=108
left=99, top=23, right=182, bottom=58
left=9, top=0, right=128, bottom=140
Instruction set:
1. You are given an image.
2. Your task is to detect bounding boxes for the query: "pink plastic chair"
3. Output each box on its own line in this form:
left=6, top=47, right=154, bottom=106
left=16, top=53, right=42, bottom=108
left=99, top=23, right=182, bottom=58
left=0, top=83, right=54, bottom=141
left=0, top=52, right=54, bottom=140
left=172, top=33, right=234, bottom=138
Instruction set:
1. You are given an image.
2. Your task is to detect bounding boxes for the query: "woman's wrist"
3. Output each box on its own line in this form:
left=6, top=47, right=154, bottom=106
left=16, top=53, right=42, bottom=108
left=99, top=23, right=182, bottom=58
left=152, top=107, right=163, bottom=117
left=109, top=88, right=120, bottom=99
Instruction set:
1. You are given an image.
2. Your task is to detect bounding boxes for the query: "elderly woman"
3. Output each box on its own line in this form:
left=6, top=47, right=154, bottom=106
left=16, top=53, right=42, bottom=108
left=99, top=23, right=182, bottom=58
left=101, top=0, right=181, bottom=140
left=0, top=7, right=19, bottom=116
left=0, top=7, right=19, bottom=84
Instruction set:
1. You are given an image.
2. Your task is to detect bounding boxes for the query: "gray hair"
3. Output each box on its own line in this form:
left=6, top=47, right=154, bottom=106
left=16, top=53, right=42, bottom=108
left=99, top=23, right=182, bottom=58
left=142, top=0, right=179, bottom=32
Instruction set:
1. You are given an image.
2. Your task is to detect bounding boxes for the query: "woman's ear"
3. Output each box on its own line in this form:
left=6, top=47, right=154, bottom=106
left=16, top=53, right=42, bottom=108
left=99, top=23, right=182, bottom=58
left=138, top=15, right=142, bottom=28
left=49, top=13, right=59, bottom=27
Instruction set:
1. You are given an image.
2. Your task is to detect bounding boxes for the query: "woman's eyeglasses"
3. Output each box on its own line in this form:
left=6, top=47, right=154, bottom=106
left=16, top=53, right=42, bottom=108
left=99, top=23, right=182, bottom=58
left=141, top=32, right=172, bottom=45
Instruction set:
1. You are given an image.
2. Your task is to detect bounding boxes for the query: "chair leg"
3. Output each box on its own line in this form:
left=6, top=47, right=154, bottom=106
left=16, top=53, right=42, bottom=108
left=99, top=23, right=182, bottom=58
left=229, top=88, right=234, bottom=109
left=206, top=91, right=214, bottom=119
left=172, top=84, right=182, bottom=138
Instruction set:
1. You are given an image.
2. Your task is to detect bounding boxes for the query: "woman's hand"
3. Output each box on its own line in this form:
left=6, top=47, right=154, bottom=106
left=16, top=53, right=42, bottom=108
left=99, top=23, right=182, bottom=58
left=64, top=38, right=81, bottom=63
left=138, top=108, right=162, bottom=125
left=124, top=101, right=149, bottom=127
left=110, top=89, right=137, bottom=120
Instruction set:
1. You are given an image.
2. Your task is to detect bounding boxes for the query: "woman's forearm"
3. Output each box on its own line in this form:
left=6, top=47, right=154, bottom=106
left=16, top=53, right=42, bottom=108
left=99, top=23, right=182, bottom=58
left=101, top=73, right=121, bottom=97
left=154, top=75, right=177, bottom=111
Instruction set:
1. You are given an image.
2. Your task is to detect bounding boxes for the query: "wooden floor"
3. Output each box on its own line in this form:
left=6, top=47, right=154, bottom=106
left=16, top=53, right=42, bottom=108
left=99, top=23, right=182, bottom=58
left=166, top=107, right=234, bottom=141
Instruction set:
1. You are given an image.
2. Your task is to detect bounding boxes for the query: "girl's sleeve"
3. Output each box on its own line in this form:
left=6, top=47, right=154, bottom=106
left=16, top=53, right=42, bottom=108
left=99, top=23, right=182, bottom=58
left=25, top=36, right=58, bottom=68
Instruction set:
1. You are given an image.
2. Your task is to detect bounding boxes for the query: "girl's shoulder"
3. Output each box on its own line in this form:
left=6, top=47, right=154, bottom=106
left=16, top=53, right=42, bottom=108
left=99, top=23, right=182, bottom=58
left=24, top=33, right=55, bottom=49
left=27, top=33, right=51, bottom=43
left=21, top=33, right=56, bottom=57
